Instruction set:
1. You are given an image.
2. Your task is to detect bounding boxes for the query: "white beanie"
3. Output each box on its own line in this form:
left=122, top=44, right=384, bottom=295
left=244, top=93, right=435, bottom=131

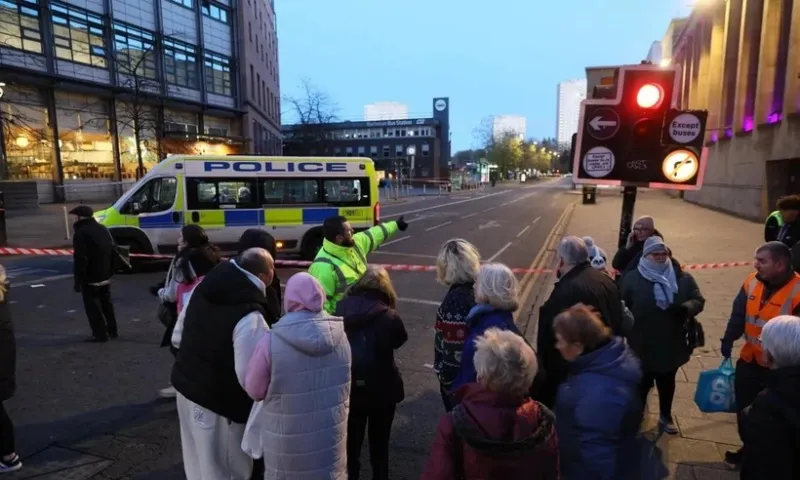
left=583, top=236, right=607, bottom=270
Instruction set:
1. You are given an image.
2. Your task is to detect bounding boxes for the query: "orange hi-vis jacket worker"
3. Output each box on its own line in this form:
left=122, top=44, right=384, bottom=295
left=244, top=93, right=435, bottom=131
left=740, top=271, right=800, bottom=366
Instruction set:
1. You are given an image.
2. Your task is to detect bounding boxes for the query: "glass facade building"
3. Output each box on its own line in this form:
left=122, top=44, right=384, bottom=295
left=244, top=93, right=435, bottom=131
left=0, top=0, right=281, bottom=202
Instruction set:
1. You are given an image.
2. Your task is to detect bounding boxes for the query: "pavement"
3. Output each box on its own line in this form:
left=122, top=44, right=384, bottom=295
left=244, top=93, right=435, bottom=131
left=2, top=179, right=571, bottom=479
left=559, top=188, right=762, bottom=480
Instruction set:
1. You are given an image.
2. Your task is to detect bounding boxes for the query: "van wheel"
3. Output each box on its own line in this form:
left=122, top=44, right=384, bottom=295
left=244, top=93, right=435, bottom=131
left=301, top=233, right=323, bottom=261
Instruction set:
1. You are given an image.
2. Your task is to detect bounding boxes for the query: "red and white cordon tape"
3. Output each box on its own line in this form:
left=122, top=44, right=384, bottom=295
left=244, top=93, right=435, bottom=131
left=0, top=247, right=754, bottom=273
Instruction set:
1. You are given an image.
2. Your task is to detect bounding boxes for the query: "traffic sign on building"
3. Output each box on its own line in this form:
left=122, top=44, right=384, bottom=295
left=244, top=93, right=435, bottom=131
left=570, top=63, right=710, bottom=190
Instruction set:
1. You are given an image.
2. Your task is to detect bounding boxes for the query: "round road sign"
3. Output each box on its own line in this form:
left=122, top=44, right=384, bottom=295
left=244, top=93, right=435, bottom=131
left=662, top=149, right=699, bottom=182
left=586, top=107, right=620, bottom=141
left=582, top=146, right=615, bottom=178
left=668, top=113, right=702, bottom=144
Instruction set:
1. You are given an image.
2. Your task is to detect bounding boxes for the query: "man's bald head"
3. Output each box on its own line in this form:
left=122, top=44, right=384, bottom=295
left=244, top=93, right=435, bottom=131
left=239, top=247, right=275, bottom=287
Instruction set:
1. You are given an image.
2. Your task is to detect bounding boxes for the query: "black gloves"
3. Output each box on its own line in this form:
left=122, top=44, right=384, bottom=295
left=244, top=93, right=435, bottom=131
left=720, top=339, right=732, bottom=359
left=396, top=216, right=409, bottom=232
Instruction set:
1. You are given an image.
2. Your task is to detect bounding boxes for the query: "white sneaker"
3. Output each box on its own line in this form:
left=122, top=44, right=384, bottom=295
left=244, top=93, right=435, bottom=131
left=0, top=453, right=22, bottom=473
left=158, top=385, right=177, bottom=398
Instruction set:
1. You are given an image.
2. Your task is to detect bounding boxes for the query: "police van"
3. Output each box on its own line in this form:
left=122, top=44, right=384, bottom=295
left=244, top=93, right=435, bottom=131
left=93, top=155, right=380, bottom=260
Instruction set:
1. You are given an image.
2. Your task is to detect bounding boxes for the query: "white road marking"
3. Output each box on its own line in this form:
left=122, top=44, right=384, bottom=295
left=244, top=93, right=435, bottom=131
left=500, top=202, right=509, bottom=207
left=372, top=251, right=438, bottom=260
left=517, top=225, right=530, bottom=237
left=532, top=216, right=541, bottom=225
left=381, top=236, right=413, bottom=247
left=397, top=297, right=440, bottom=306
left=462, top=212, right=478, bottom=219
left=482, top=207, right=496, bottom=213
left=423, top=363, right=435, bottom=369
left=66, top=309, right=76, bottom=313
left=478, top=220, right=500, bottom=230
left=11, top=274, right=73, bottom=288
left=487, top=242, right=513, bottom=262
left=382, top=190, right=509, bottom=218
left=425, top=221, right=452, bottom=232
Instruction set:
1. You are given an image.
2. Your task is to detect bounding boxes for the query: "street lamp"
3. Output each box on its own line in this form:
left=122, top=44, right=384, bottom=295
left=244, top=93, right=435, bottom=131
left=406, top=145, right=416, bottom=188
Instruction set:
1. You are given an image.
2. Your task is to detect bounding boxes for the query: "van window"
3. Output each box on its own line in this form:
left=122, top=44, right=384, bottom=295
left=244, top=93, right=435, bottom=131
left=260, top=179, right=318, bottom=205
left=124, top=177, right=178, bottom=214
left=187, top=177, right=259, bottom=209
left=323, top=178, right=369, bottom=206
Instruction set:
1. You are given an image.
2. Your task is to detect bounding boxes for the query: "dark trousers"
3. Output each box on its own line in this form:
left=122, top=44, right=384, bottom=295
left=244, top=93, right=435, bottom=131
left=81, top=284, right=118, bottom=339
left=440, top=384, right=454, bottom=412
left=735, top=359, right=769, bottom=442
left=639, top=369, right=678, bottom=418
left=0, top=402, right=14, bottom=456
left=346, top=404, right=396, bottom=480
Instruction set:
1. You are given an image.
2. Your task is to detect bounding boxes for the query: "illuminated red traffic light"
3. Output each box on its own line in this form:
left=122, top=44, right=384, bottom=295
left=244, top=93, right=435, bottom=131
left=636, top=83, right=663, bottom=109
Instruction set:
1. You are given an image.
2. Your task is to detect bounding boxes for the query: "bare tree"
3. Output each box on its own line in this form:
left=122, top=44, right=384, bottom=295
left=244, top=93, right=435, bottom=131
left=472, top=115, right=496, bottom=150
left=114, top=45, right=162, bottom=179
left=282, top=79, right=338, bottom=155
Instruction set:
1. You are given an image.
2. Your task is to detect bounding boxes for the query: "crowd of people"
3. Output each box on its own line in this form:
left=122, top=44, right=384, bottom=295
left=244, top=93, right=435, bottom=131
left=1, top=196, right=799, bottom=478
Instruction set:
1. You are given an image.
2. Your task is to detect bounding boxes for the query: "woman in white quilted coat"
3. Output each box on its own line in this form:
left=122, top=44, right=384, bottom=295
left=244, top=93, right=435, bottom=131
left=242, top=272, right=352, bottom=479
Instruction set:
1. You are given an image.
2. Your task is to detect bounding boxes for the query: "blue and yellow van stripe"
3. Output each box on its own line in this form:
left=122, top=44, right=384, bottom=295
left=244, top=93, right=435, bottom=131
left=173, top=207, right=372, bottom=229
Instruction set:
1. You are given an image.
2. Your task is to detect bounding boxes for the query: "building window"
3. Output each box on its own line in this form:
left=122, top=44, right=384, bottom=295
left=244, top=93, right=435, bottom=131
left=201, top=2, right=228, bottom=23
left=113, top=23, right=156, bottom=78
left=370, top=146, right=377, bottom=155
left=167, top=0, right=192, bottom=8
left=164, top=37, right=198, bottom=89
left=395, top=145, right=403, bottom=156
left=187, top=177, right=258, bottom=210
left=357, top=146, right=365, bottom=155
left=0, top=0, right=43, bottom=54
left=256, top=73, right=261, bottom=106
left=204, top=51, right=232, bottom=96
left=345, top=146, right=353, bottom=157
left=422, top=143, right=430, bottom=156
left=51, top=2, right=107, bottom=68
left=382, top=146, right=390, bottom=157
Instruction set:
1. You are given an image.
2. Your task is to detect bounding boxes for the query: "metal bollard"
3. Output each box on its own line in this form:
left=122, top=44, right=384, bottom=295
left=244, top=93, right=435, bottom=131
left=63, top=206, right=71, bottom=240
left=423, top=184, right=426, bottom=194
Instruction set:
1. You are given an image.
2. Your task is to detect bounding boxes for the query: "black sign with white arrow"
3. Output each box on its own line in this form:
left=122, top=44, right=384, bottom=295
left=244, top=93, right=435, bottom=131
left=585, top=106, right=620, bottom=141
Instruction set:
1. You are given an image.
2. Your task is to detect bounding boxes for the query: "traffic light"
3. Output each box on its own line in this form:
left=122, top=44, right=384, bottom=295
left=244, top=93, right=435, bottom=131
left=571, top=63, right=709, bottom=190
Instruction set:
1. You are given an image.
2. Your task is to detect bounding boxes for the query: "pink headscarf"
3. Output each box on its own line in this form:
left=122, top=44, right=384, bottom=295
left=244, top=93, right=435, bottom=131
left=284, top=272, right=325, bottom=313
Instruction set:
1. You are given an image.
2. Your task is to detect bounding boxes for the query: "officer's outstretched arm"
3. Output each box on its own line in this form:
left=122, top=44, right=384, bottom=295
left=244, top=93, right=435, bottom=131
left=353, top=220, right=401, bottom=255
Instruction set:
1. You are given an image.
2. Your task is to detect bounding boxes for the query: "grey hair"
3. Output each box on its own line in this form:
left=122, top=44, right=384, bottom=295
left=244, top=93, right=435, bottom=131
left=474, top=328, right=538, bottom=396
left=558, top=236, right=589, bottom=266
left=475, top=263, right=520, bottom=312
left=436, top=238, right=481, bottom=286
left=761, top=315, right=800, bottom=368
left=0, top=265, right=6, bottom=303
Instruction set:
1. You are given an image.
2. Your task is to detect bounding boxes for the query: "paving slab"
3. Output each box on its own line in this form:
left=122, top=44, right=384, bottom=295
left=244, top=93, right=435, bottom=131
left=562, top=189, right=760, bottom=479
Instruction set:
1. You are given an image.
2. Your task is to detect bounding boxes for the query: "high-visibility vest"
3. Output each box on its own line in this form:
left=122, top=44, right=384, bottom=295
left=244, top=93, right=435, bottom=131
left=766, top=210, right=784, bottom=228
left=741, top=272, right=800, bottom=366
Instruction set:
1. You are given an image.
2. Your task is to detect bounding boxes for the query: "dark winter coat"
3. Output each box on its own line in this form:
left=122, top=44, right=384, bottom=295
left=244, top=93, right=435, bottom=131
left=0, top=282, right=15, bottom=401
left=620, top=258, right=705, bottom=373
left=611, top=228, right=665, bottom=276
left=434, top=282, right=477, bottom=389
left=334, top=287, right=408, bottom=409
left=740, top=365, right=800, bottom=480
left=555, top=337, right=643, bottom=480
left=72, top=217, right=115, bottom=286
left=452, top=304, right=518, bottom=392
left=536, top=261, right=624, bottom=407
left=421, top=383, right=560, bottom=480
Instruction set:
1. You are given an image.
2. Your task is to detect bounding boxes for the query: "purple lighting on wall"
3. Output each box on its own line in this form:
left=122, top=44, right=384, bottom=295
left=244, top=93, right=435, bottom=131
left=742, top=116, right=754, bottom=132
left=724, top=128, right=733, bottom=138
left=766, top=112, right=781, bottom=124
left=710, top=131, right=719, bottom=142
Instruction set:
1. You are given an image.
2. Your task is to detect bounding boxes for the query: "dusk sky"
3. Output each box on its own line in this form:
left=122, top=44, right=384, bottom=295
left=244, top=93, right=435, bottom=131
left=276, top=1, right=692, bottom=152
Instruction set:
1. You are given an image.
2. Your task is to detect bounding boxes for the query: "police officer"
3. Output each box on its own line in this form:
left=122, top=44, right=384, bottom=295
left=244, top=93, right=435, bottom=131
left=764, top=194, right=800, bottom=248
left=720, top=241, right=800, bottom=467
left=308, top=215, right=408, bottom=313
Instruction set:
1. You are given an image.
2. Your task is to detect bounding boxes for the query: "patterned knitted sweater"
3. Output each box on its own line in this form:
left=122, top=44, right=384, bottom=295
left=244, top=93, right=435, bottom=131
left=434, top=282, right=476, bottom=389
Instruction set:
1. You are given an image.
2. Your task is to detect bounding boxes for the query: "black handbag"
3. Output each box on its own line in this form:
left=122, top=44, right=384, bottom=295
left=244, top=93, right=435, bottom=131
left=685, top=317, right=705, bottom=351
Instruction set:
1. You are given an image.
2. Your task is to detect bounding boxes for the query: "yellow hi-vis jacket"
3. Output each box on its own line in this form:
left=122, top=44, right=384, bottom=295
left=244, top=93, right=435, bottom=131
left=308, top=221, right=400, bottom=314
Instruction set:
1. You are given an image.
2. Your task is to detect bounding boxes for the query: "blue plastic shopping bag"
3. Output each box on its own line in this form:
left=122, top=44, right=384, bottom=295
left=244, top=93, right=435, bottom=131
left=694, top=358, right=737, bottom=413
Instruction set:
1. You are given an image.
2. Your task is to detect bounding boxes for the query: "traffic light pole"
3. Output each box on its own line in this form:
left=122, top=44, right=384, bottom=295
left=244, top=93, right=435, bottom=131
left=618, top=185, right=637, bottom=250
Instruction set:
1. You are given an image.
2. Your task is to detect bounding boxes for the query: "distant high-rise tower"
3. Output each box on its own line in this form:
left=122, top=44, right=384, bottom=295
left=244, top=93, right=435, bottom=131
left=556, top=79, right=587, bottom=149
left=364, top=102, right=409, bottom=121
left=491, top=115, right=526, bottom=141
